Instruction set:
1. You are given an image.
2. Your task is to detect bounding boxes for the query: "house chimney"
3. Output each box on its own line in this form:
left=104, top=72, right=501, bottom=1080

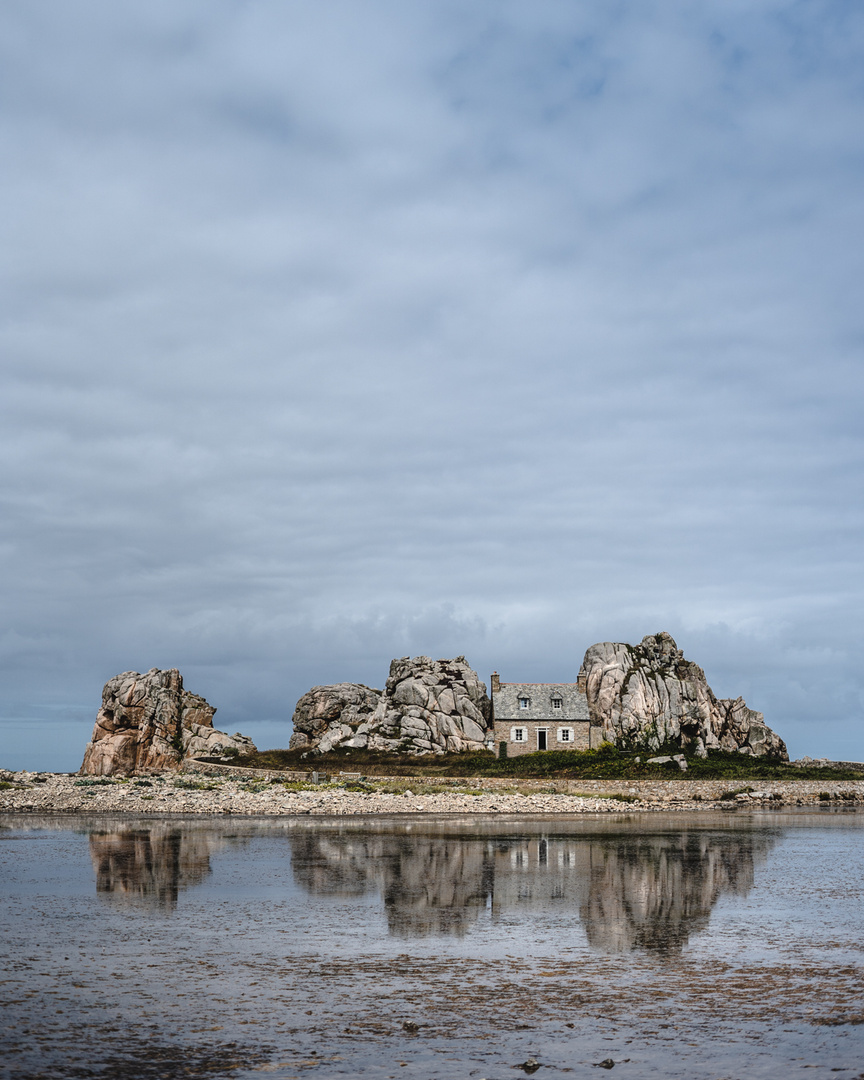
left=491, top=671, right=500, bottom=693
left=576, top=666, right=587, bottom=693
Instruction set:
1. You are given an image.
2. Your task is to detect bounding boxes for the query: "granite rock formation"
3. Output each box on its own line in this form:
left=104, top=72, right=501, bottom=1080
left=288, top=683, right=382, bottom=753
left=290, top=656, right=492, bottom=755
left=80, top=668, right=256, bottom=776
left=580, top=632, right=787, bottom=759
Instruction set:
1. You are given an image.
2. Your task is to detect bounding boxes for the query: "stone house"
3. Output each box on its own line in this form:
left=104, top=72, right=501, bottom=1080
left=490, top=671, right=595, bottom=756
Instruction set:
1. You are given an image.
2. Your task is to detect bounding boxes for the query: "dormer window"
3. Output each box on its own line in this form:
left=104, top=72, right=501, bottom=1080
left=518, top=697, right=529, bottom=709
left=552, top=697, right=563, bottom=710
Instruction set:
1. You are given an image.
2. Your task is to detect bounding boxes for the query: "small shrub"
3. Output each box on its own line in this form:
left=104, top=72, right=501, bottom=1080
left=499, top=742, right=508, bottom=760
left=74, top=777, right=117, bottom=787
left=134, top=779, right=152, bottom=787
left=173, top=778, right=218, bottom=791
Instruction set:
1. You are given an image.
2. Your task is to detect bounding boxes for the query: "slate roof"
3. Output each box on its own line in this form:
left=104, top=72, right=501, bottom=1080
left=492, top=682, right=589, bottom=722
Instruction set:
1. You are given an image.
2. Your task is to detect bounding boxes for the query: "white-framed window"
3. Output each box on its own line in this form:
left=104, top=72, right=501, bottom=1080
left=557, top=727, right=574, bottom=743
left=511, top=727, right=526, bottom=743
left=551, top=697, right=563, bottom=710
left=518, top=697, right=529, bottom=709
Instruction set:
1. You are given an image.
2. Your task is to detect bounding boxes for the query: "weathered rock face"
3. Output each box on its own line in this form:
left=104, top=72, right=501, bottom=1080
left=80, top=668, right=256, bottom=776
left=288, top=683, right=382, bottom=753
left=580, top=632, right=788, bottom=760
left=290, top=656, right=492, bottom=755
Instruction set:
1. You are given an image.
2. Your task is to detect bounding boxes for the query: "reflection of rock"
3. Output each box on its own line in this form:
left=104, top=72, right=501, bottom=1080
left=81, top=668, right=256, bottom=775
left=580, top=831, right=775, bottom=952
left=289, top=825, right=777, bottom=950
left=581, top=632, right=788, bottom=759
left=88, top=825, right=218, bottom=910
left=290, top=832, right=494, bottom=936
left=290, top=656, right=492, bottom=755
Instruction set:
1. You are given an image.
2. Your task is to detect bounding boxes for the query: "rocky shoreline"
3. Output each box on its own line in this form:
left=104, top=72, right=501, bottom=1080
left=2, top=768, right=863, bottom=816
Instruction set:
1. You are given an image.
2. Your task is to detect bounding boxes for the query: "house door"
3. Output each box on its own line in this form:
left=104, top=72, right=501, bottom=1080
left=537, top=729, right=547, bottom=751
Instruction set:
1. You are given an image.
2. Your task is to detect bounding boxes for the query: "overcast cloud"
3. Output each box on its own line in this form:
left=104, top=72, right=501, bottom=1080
left=2, top=0, right=863, bottom=770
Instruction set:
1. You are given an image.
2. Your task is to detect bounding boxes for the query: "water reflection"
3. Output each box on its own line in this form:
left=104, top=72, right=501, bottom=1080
left=291, top=827, right=777, bottom=951
left=89, top=825, right=219, bottom=910
left=291, top=833, right=495, bottom=936
left=85, top=820, right=777, bottom=949
left=580, top=831, right=773, bottom=952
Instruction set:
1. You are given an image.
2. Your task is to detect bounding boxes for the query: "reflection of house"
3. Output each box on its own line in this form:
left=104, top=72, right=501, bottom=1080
left=286, top=824, right=777, bottom=952
left=490, top=671, right=596, bottom=755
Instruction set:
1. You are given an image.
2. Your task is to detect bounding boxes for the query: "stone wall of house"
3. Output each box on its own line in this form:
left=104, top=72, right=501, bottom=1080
left=493, top=719, right=594, bottom=756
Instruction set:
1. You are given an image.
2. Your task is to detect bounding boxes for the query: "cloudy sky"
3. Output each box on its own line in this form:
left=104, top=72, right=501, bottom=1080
left=2, top=0, right=863, bottom=771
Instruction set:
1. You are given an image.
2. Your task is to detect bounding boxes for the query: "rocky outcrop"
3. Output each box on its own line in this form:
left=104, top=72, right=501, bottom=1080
left=289, top=683, right=382, bottom=753
left=581, top=632, right=788, bottom=759
left=290, top=656, right=492, bottom=755
left=80, top=668, right=256, bottom=776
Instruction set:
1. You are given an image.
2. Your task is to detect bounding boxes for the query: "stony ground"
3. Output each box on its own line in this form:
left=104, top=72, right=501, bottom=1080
left=2, top=767, right=863, bottom=814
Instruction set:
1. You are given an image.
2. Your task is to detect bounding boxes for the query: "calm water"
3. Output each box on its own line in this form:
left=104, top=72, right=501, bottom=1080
left=2, top=810, right=863, bottom=1079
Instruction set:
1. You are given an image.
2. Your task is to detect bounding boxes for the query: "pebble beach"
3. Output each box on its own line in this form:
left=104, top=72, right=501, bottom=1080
left=3, top=765, right=863, bottom=815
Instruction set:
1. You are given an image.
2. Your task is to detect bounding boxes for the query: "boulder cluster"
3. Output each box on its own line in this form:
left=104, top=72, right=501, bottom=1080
left=289, top=655, right=492, bottom=755
left=80, top=668, right=256, bottom=776
left=79, top=631, right=787, bottom=774
left=580, top=632, right=787, bottom=759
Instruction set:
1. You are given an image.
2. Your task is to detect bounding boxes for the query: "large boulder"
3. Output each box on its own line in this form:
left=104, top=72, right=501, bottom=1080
left=580, top=632, right=788, bottom=759
left=289, top=683, right=382, bottom=753
left=80, top=668, right=256, bottom=775
left=291, top=656, right=492, bottom=755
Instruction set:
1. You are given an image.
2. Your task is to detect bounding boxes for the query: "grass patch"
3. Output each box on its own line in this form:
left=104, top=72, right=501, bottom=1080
left=173, top=778, right=219, bottom=791
left=719, top=786, right=756, bottom=800
left=74, top=777, right=118, bottom=787
left=232, top=743, right=863, bottom=781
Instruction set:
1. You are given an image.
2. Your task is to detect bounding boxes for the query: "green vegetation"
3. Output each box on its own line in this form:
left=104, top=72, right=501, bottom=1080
left=173, top=777, right=220, bottom=791
left=74, top=777, right=118, bottom=787
left=232, top=742, right=864, bottom=781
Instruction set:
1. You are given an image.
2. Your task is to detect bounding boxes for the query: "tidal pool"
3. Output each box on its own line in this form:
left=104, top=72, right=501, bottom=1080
left=2, top=810, right=863, bottom=1079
